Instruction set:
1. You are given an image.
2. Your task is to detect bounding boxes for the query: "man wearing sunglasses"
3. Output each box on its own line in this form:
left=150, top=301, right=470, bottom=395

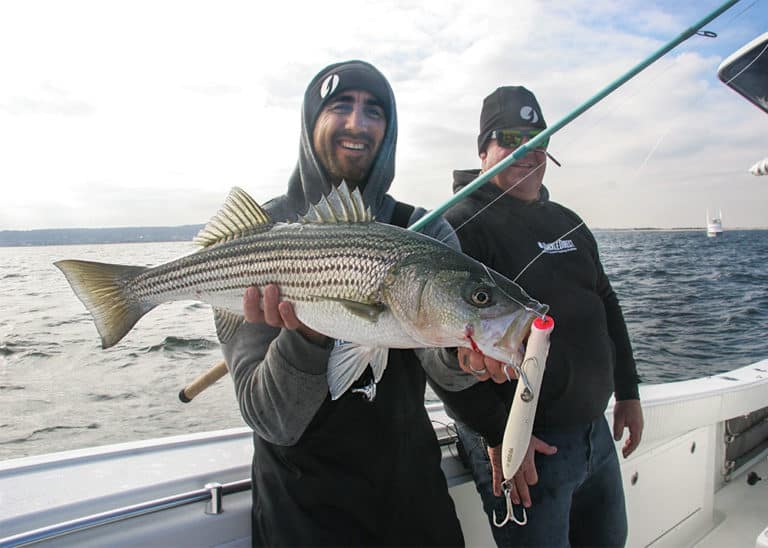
left=427, top=86, right=644, bottom=547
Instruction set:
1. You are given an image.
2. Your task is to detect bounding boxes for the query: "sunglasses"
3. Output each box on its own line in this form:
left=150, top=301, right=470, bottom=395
left=491, top=128, right=549, bottom=150
left=489, top=128, right=561, bottom=167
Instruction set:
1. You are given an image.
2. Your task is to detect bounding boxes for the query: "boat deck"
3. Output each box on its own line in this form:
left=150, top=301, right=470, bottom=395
left=696, top=456, right=768, bottom=547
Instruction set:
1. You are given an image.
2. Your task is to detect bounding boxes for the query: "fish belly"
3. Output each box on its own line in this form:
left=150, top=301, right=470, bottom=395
left=293, top=300, right=422, bottom=348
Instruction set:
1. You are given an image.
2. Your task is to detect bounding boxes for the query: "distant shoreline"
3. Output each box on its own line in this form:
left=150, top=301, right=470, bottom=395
left=1, top=225, right=765, bottom=247
left=0, top=225, right=203, bottom=247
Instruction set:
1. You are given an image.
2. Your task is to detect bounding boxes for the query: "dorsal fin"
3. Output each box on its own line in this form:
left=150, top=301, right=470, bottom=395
left=193, top=187, right=273, bottom=247
left=299, top=181, right=374, bottom=224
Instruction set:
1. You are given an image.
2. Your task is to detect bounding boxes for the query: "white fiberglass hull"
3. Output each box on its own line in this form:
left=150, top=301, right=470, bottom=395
left=2, top=360, right=768, bottom=548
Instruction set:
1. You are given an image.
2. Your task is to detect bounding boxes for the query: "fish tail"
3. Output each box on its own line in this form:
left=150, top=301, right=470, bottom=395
left=54, top=259, right=155, bottom=349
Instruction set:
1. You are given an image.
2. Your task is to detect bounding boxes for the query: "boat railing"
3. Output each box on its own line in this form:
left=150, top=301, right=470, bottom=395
left=0, top=478, right=252, bottom=548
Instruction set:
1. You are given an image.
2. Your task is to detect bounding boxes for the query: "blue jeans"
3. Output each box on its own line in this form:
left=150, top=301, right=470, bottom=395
left=456, top=417, right=627, bottom=547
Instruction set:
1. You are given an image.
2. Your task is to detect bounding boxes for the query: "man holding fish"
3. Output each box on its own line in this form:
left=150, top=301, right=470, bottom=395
left=221, top=60, right=473, bottom=547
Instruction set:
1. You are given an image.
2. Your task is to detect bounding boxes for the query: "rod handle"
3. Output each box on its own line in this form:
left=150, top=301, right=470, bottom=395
left=179, top=361, right=229, bottom=403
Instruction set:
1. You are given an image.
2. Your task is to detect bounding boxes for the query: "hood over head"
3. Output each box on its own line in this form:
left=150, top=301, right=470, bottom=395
left=284, top=60, right=398, bottom=218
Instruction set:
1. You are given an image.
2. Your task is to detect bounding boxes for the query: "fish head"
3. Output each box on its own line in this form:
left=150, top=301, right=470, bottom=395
left=386, top=252, right=548, bottom=364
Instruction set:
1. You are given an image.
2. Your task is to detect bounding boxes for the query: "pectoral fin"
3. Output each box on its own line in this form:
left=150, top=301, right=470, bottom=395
left=312, top=297, right=386, bottom=322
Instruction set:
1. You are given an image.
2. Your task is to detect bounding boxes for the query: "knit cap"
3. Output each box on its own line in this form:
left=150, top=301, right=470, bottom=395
left=478, top=86, right=546, bottom=153
left=304, top=60, right=393, bottom=128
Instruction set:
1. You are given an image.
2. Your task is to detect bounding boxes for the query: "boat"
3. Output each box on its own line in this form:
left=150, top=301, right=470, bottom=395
left=2, top=361, right=768, bottom=547
left=706, top=209, right=724, bottom=237
left=4, top=9, right=768, bottom=548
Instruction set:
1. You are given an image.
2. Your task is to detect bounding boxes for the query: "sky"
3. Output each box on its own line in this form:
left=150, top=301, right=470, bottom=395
left=1, top=0, right=767, bottom=231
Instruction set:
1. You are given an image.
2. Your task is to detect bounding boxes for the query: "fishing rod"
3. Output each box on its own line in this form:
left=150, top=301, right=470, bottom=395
left=177, top=0, right=741, bottom=403
left=408, top=0, right=740, bottom=233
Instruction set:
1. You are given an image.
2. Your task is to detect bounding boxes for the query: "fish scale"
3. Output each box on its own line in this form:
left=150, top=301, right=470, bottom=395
left=129, top=223, right=417, bottom=307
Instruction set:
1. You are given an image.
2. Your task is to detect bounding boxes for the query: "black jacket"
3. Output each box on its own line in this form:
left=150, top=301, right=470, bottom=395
left=252, top=352, right=462, bottom=547
left=434, top=169, right=640, bottom=446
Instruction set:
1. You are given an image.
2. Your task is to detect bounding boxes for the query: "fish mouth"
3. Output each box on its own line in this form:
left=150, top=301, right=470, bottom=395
left=493, top=303, right=549, bottom=364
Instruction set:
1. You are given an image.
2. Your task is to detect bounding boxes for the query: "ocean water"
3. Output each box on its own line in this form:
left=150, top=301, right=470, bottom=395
left=1, top=230, right=767, bottom=461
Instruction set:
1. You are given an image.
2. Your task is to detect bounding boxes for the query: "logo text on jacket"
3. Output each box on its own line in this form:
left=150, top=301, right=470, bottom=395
left=538, top=239, right=577, bottom=254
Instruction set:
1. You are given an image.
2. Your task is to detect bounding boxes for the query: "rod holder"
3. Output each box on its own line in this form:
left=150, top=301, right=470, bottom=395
left=205, top=482, right=223, bottom=515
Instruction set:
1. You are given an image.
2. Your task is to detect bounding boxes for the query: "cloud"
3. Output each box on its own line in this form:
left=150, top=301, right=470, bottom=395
left=182, top=83, right=242, bottom=96
left=0, top=0, right=766, bottom=229
left=0, top=82, right=94, bottom=116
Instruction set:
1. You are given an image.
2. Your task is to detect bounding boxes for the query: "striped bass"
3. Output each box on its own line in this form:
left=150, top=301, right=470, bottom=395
left=55, top=183, right=548, bottom=397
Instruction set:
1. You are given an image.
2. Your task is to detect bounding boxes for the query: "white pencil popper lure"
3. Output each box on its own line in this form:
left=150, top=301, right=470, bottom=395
left=494, top=315, right=554, bottom=527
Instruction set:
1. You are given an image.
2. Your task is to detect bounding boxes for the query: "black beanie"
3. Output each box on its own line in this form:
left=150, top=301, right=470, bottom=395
left=304, top=60, right=393, bottom=130
left=477, top=86, right=546, bottom=154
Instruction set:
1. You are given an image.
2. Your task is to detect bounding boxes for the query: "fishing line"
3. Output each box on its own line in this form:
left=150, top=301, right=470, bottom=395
left=438, top=160, right=547, bottom=244
left=720, top=0, right=759, bottom=25
left=628, top=126, right=673, bottom=180
left=512, top=222, right=585, bottom=284
left=722, top=39, right=768, bottom=86
left=549, top=55, right=683, bottom=164
left=437, top=157, right=587, bottom=303
left=480, top=260, right=545, bottom=314
left=622, top=24, right=768, bottom=183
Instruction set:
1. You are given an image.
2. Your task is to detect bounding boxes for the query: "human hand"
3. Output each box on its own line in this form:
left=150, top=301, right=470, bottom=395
left=613, top=399, right=644, bottom=458
left=487, top=444, right=505, bottom=497
left=489, top=436, right=557, bottom=506
left=457, top=347, right=517, bottom=384
left=243, top=285, right=325, bottom=343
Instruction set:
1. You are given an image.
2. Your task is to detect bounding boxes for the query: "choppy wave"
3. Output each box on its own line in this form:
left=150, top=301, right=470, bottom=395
left=87, top=392, right=138, bottom=402
left=597, top=229, right=768, bottom=383
left=141, top=336, right=219, bottom=353
left=1, top=424, right=100, bottom=445
left=20, top=350, right=56, bottom=359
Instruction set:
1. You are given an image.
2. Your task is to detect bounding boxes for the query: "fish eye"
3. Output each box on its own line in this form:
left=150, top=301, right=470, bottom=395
left=465, top=285, right=494, bottom=308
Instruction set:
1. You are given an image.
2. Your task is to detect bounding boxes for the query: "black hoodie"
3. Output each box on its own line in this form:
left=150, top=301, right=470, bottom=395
left=431, top=169, right=640, bottom=446
left=222, top=61, right=463, bottom=547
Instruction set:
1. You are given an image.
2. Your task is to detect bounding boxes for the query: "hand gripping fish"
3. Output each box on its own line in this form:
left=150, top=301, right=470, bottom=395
left=55, top=183, right=548, bottom=398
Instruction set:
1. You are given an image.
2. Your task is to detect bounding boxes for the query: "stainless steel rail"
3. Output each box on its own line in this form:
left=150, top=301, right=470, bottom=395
left=0, top=478, right=251, bottom=548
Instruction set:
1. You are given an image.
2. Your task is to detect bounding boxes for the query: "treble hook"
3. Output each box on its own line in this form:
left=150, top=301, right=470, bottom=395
left=505, top=360, right=535, bottom=402
left=493, top=479, right=528, bottom=527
